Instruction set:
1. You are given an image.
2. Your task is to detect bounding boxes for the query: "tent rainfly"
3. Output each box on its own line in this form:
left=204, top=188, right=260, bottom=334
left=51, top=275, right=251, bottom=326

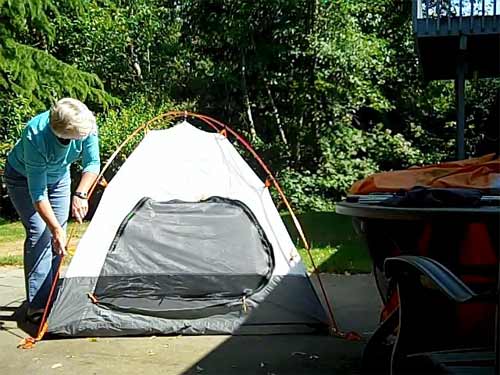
left=46, top=120, right=330, bottom=336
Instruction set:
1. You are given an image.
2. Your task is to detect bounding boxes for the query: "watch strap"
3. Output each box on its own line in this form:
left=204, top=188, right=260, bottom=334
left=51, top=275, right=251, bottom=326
left=74, top=191, right=88, bottom=199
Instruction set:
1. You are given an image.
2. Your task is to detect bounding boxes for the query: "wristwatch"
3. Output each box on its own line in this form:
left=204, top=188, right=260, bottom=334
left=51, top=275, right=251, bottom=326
left=74, top=191, right=89, bottom=200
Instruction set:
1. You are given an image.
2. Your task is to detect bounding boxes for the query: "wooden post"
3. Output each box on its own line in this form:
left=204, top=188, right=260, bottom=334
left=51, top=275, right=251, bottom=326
left=455, top=35, right=467, bottom=160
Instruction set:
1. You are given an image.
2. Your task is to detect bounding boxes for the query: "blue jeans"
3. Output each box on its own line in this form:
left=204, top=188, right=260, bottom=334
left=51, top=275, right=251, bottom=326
left=4, top=162, right=70, bottom=309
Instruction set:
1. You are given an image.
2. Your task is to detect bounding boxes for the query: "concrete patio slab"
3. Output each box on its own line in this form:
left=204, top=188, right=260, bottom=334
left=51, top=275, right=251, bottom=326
left=0, top=267, right=382, bottom=374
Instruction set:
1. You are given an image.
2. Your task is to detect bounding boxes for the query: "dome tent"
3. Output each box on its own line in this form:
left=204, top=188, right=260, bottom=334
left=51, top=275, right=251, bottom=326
left=45, top=115, right=330, bottom=337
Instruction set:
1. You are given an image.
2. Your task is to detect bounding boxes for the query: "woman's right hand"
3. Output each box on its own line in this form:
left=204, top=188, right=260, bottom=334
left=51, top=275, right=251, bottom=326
left=51, top=226, right=67, bottom=256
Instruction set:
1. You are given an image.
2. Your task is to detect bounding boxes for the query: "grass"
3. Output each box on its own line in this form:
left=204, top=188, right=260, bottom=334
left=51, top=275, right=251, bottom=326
left=282, top=212, right=371, bottom=274
left=0, top=212, right=371, bottom=274
left=0, top=218, right=25, bottom=265
left=0, top=254, right=23, bottom=266
left=0, top=217, right=25, bottom=243
left=0, top=219, right=89, bottom=267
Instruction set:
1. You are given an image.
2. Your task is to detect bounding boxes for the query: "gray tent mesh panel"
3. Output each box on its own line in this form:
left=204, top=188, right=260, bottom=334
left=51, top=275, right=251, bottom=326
left=93, top=197, right=275, bottom=319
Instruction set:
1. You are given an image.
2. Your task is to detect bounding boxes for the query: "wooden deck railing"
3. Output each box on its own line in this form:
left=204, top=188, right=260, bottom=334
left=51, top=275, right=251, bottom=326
left=413, top=0, right=500, bottom=34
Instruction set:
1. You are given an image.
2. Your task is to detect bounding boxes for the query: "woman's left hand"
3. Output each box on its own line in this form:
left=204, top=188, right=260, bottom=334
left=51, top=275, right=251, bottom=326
left=72, top=196, right=88, bottom=224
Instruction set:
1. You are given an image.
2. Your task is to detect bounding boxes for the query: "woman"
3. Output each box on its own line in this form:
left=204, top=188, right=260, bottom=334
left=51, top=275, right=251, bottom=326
left=4, top=98, right=100, bottom=323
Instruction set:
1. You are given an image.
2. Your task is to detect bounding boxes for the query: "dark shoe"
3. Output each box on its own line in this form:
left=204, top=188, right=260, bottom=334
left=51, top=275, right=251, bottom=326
left=26, top=307, right=44, bottom=325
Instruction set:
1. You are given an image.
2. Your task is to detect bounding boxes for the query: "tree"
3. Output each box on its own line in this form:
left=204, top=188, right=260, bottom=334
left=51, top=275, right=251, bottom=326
left=0, top=0, right=114, bottom=109
left=53, top=0, right=184, bottom=102
left=0, top=0, right=116, bottom=170
left=2, top=0, right=497, bottom=214
left=350, top=1, right=500, bottom=161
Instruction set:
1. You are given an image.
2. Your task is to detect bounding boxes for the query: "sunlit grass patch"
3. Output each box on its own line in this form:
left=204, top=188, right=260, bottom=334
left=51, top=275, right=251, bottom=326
left=0, top=254, right=23, bottom=266
left=0, top=219, right=89, bottom=266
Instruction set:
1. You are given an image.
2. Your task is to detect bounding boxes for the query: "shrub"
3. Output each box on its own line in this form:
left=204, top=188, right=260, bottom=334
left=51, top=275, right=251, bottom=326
left=276, top=123, right=435, bottom=212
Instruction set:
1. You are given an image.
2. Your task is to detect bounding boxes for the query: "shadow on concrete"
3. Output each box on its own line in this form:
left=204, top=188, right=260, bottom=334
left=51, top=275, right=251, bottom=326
left=0, top=301, right=34, bottom=340
left=180, top=274, right=382, bottom=375
left=0, top=298, right=25, bottom=323
left=0, top=321, right=25, bottom=340
left=0, top=300, right=38, bottom=337
left=181, top=334, right=365, bottom=375
left=0, top=306, right=17, bottom=319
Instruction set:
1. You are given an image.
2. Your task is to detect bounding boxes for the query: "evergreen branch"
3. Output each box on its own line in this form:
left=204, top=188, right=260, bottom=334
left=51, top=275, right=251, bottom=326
left=1, top=38, right=118, bottom=109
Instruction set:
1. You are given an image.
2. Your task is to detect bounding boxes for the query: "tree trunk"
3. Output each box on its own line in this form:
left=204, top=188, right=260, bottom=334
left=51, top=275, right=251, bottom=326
left=265, top=81, right=288, bottom=145
left=241, top=52, right=257, bottom=140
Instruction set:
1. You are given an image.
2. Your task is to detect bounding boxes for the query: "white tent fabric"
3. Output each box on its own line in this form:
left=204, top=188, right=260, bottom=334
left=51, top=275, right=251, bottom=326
left=48, top=121, right=328, bottom=336
left=67, top=122, right=303, bottom=278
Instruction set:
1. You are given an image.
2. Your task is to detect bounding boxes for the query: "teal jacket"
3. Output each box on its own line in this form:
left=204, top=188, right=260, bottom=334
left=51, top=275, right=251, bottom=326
left=7, top=111, right=100, bottom=203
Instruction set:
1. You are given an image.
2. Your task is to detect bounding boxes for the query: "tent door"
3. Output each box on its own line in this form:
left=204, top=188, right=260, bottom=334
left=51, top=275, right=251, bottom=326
left=92, top=197, right=275, bottom=320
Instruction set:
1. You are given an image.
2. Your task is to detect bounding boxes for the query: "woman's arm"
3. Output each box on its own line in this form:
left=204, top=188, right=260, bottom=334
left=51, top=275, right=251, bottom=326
left=72, top=171, right=98, bottom=223
left=34, top=200, right=67, bottom=255
left=75, top=171, right=98, bottom=193
left=72, top=133, right=100, bottom=223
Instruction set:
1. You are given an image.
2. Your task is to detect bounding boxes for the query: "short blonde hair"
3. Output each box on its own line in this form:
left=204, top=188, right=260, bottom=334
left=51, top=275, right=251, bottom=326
left=50, top=98, right=97, bottom=139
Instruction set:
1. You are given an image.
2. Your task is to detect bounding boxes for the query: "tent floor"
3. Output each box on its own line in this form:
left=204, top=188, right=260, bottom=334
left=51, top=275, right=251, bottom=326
left=0, top=267, right=381, bottom=374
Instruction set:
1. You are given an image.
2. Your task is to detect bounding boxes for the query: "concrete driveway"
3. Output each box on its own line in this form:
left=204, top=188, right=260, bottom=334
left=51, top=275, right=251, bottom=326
left=0, top=267, right=381, bottom=374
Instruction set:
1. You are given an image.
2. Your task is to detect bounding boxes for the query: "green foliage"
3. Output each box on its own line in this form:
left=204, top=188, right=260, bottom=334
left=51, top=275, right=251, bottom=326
left=99, top=100, right=158, bottom=166
left=0, top=0, right=117, bottom=192
left=311, top=2, right=393, bottom=115
left=97, top=97, right=190, bottom=171
left=348, top=1, right=499, bottom=159
left=0, top=39, right=113, bottom=108
left=1, top=0, right=498, bottom=216
left=278, top=123, right=429, bottom=211
left=54, top=0, right=184, bottom=100
left=0, top=0, right=114, bottom=109
left=0, top=97, right=36, bottom=170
